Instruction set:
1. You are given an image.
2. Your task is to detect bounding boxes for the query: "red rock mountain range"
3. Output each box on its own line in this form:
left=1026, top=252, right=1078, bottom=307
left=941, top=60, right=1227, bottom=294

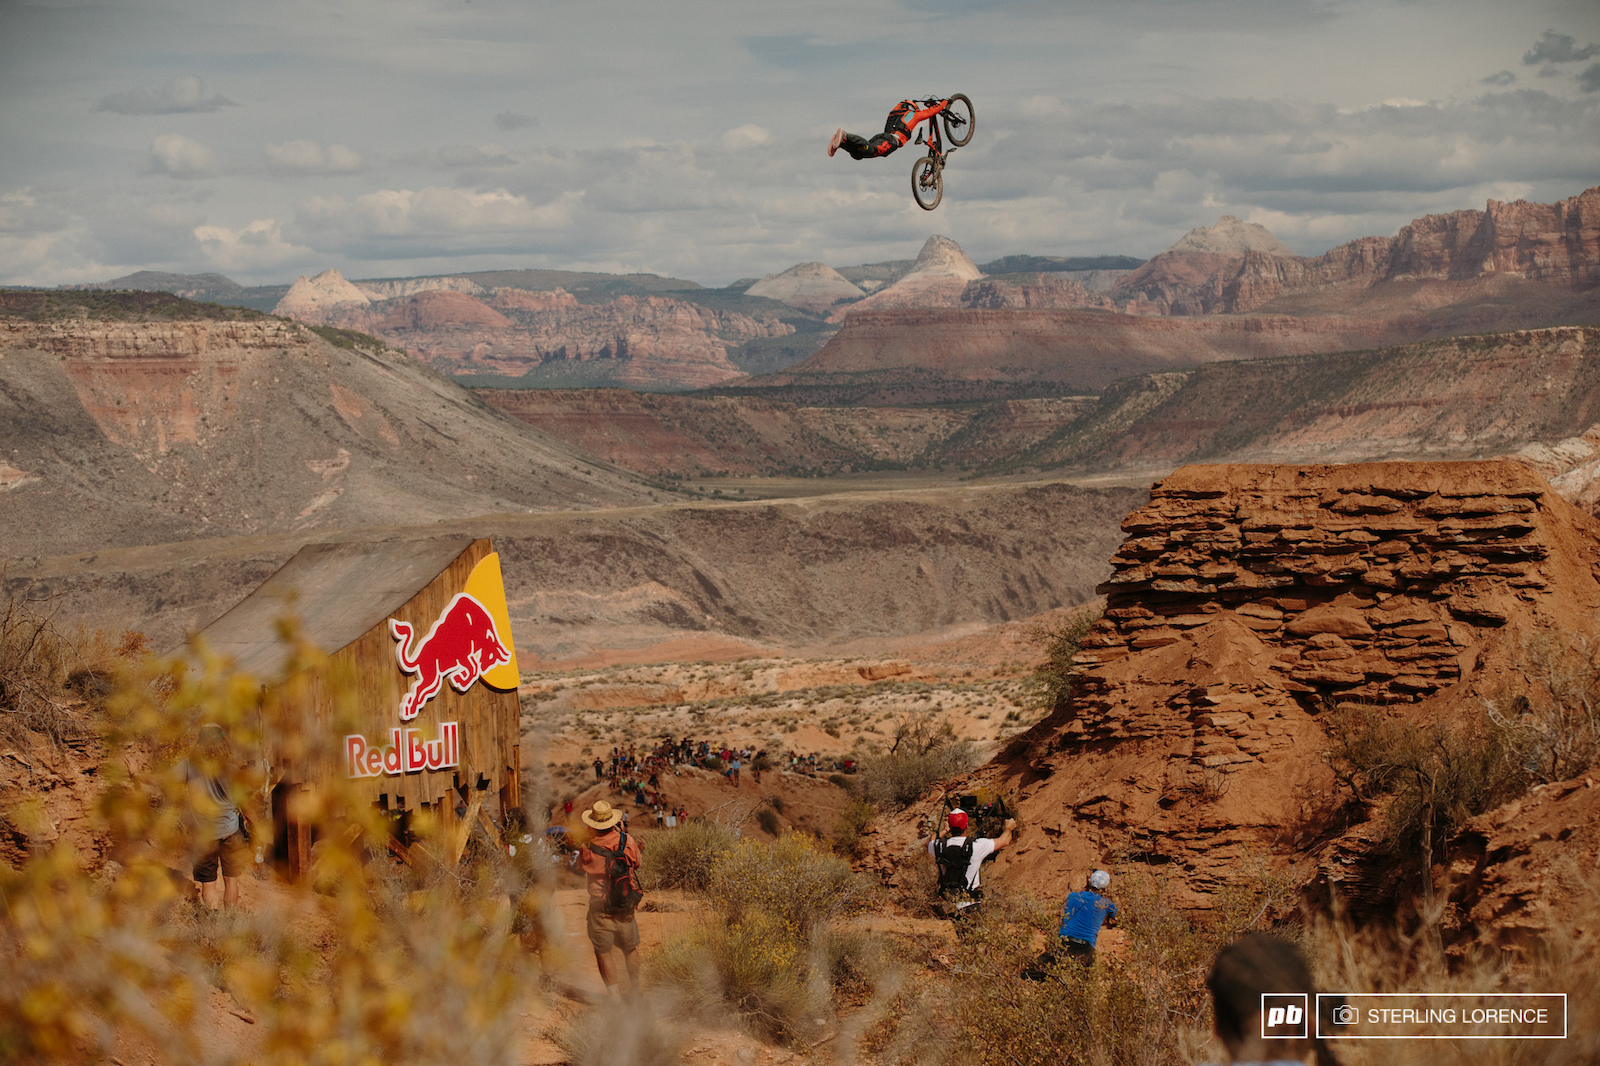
left=269, top=186, right=1599, bottom=393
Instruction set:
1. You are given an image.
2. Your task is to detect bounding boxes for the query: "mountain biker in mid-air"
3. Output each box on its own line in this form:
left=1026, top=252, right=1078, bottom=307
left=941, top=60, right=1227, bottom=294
left=829, top=97, right=951, bottom=159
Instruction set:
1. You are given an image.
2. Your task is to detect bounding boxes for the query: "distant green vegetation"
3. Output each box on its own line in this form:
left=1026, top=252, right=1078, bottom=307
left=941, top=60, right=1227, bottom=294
left=307, top=324, right=393, bottom=352
left=0, top=288, right=267, bottom=322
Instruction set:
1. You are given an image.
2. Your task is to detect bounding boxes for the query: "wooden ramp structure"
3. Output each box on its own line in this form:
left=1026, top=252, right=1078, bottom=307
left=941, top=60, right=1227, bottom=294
left=193, top=535, right=522, bottom=875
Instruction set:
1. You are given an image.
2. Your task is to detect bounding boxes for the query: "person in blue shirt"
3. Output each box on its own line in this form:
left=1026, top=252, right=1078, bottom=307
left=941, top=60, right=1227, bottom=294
left=1057, top=869, right=1119, bottom=965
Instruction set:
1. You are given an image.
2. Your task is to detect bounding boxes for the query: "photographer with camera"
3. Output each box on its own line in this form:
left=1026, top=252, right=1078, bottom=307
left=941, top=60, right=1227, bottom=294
left=927, top=807, right=1016, bottom=934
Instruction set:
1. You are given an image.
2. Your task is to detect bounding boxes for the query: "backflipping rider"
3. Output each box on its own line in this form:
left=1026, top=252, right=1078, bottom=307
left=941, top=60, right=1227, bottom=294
left=829, top=98, right=950, bottom=160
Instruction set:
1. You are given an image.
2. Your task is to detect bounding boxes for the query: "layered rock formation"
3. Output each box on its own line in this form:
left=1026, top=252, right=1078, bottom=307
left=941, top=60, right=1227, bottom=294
left=959, top=273, right=1116, bottom=311
left=745, top=262, right=864, bottom=314
left=862, top=462, right=1600, bottom=917
left=0, top=293, right=660, bottom=556
left=1117, top=186, right=1600, bottom=315
left=280, top=284, right=791, bottom=390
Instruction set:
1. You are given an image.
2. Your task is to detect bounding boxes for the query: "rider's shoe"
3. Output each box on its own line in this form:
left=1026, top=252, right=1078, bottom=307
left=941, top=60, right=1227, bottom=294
left=828, top=128, right=844, bottom=157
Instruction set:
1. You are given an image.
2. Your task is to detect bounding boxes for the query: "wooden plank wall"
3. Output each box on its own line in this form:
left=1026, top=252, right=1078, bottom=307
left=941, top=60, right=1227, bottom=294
left=268, top=538, right=522, bottom=822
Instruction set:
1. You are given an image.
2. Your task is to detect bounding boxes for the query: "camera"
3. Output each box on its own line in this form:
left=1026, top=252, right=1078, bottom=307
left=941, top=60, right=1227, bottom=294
left=1332, top=1004, right=1358, bottom=1025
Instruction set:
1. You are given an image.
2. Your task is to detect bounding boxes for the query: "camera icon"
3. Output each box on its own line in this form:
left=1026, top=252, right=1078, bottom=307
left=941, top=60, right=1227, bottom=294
left=1331, top=1004, right=1358, bottom=1025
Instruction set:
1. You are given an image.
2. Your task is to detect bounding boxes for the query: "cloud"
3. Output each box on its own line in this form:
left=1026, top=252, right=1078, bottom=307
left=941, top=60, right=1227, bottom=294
left=495, top=111, right=538, bottom=130
left=94, top=75, right=234, bottom=115
left=265, top=140, right=364, bottom=175
left=192, top=218, right=312, bottom=272
left=1523, top=30, right=1599, bottom=66
left=437, top=144, right=518, bottom=168
left=722, top=124, right=771, bottom=149
left=1581, top=64, right=1600, bottom=94
left=148, top=134, right=221, bottom=179
left=294, top=187, right=581, bottom=257
left=1480, top=70, right=1515, bottom=87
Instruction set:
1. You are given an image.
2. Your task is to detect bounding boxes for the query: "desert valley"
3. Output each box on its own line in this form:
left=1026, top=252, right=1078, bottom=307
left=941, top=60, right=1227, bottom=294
left=6, top=178, right=1600, bottom=1065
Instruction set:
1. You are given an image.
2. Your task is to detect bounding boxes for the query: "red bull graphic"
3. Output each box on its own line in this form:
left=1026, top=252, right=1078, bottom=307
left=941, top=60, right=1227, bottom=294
left=388, top=592, right=512, bottom=721
left=346, top=722, right=460, bottom=778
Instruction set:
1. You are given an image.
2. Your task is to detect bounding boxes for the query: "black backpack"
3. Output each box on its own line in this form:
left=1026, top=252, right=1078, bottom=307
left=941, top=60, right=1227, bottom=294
left=934, top=837, right=976, bottom=898
left=591, top=831, right=644, bottom=915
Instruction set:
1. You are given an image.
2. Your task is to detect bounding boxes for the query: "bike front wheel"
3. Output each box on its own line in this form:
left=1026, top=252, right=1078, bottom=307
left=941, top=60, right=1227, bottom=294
left=912, top=156, right=943, bottom=211
left=942, top=93, right=975, bottom=147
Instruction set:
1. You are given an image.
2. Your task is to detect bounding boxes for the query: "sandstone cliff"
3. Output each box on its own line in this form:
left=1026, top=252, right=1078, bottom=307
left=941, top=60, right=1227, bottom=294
left=283, top=284, right=788, bottom=390
left=1117, top=186, right=1600, bottom=315
left=862, top=462, right=1600, bottom=926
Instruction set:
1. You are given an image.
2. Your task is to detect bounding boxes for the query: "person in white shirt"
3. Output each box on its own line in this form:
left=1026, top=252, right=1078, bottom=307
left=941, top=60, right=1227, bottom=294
left=925, top=807, right=1015, bottom=933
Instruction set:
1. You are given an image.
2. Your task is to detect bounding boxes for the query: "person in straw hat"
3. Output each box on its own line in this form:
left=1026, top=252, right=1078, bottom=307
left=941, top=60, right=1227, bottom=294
left=577, top=799, right=643, bottom=997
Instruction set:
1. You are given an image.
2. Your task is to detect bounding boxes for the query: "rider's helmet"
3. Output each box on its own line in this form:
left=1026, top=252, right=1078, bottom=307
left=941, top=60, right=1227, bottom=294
left=947, top=809, right=969, bottom=832
left=1089, top=869, right=1111, bottom=890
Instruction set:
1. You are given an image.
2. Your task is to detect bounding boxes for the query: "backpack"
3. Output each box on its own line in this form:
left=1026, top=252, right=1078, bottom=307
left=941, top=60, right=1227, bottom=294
left=591, top=831, right=644, bottom=915
left=933, top=837, right=977, bottom=898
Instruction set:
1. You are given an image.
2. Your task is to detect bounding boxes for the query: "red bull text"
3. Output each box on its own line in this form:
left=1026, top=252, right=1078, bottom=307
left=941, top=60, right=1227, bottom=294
left=388, top=592, right=511, bottom=721
left=346, top=722, right=460, bottom=778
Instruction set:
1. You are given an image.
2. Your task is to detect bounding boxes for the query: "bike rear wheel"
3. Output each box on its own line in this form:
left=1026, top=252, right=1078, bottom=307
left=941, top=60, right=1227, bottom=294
left=912, top=156, right=942, bottom=211
left=942, top=93, right=974, bottom=147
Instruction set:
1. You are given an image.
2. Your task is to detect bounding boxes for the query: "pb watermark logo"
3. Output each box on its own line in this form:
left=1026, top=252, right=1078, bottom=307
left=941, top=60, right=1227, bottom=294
left=1261, top=994, right=1309, bottom=1040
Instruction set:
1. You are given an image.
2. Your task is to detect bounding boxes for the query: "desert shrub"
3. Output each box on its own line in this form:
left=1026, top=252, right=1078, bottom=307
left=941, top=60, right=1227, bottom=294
left=755, top=808, right=781, bottom=836
left=831, top=798, right=875, bottom=858
left=856, top=714, right=979, bottom=809
left=0, top=621, right=530, bottom=1064
left=827, top=772, right=852, bottom=789
left=637, top=819, right=736, bottom=891
left=1484, top=631, right=1600, bottom=785
left=1026, top=605, right=1102, bottom=711
left=1326, top=703, right=1527, bottom=896
left=651, top=909, right=817, bottom=1042
left=865, top=860, right=1298, bottom=1066
left=650, top=833, right=884, bottom=1045
left=764, top=794, right=785, bottom=813
left=0, top=591, right=98, bottom=747
left=708, top=833, right=872, bottom=932
left=552, top=999, right=683, bottom=1066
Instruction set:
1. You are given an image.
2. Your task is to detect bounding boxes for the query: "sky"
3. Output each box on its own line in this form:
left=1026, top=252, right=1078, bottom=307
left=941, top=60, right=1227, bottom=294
left=1, top=0, right=1597, bottom=287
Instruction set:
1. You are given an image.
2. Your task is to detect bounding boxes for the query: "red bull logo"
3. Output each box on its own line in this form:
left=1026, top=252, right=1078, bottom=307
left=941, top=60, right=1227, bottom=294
left=388, top=592, right=512, bottom=721
left=345, top=722, right=460, bottom=778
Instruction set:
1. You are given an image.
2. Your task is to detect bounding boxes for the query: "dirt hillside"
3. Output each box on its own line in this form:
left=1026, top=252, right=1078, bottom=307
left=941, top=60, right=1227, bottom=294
left=14, top=481, right=1145, bottom=662
left=863, top=462, right=1600, bottom=940
left=1012, top=325, right=1600, bottom=472
left=0, top=292, right=661, bottom=557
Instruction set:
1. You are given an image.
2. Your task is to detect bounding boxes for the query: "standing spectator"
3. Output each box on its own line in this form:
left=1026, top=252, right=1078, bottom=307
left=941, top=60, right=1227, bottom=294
left=184, top=724, right=253, bottom=911
left=592, top=757, right=604, bottom=782
left=730, top=754, right=742, bottom=786
left=577, top=801, right=643, bottom=1000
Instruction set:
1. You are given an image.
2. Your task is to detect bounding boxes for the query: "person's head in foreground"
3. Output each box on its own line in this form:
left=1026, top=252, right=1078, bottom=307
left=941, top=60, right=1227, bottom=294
left=1205, top=933, right=1339, bottom=1066
left=948, top=809, right=969, bottom=833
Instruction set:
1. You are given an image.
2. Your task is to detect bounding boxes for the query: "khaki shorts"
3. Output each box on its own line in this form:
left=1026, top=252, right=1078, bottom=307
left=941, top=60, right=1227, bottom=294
left=194, top=828, right=249, bottom=883
left=586, top=899, right=641, bottom=953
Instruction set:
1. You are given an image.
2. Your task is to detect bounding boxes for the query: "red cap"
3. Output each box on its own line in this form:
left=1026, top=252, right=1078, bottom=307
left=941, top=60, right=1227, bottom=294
left=947, top=809, right=969, bottom=831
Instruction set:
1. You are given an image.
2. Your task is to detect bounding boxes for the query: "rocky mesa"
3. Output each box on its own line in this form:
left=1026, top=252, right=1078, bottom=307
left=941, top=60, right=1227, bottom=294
left=864, top=461, right=1600, bottom=946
